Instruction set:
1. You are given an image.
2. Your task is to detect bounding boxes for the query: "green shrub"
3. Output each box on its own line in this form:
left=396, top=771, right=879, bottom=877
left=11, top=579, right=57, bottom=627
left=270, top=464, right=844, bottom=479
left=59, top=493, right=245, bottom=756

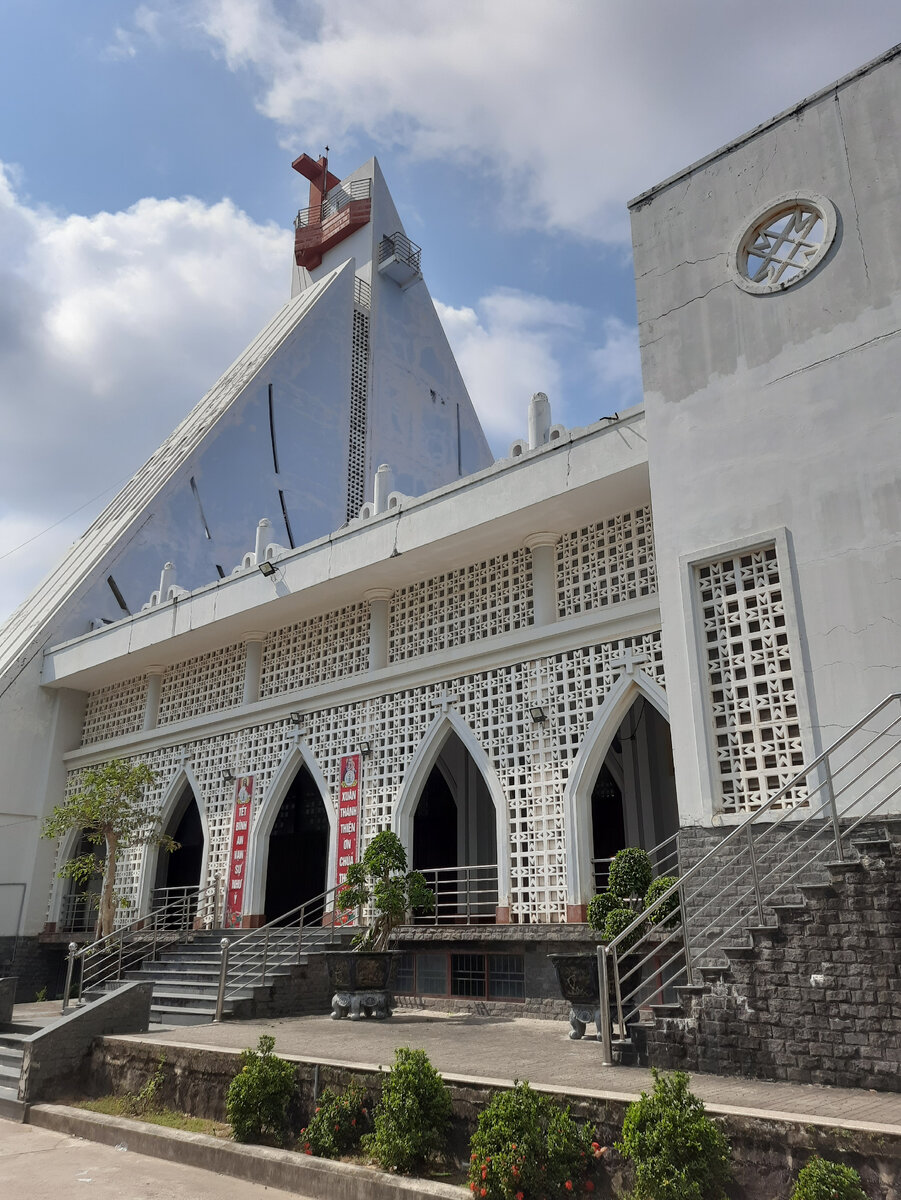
left=468, top=1080, right=597, bottom=1199
left=587, top=890, right=619, bottom=933
left=617, top=1069, right=731, bottom=1200
left=300, top=1079, right=371, bottom=1159
left=608, top=848, right=653, bottom=900
left=226, top=1035, right=296, bottom=1146
left=603, top=906, right=645, bottom=951
left=363, top=1047, right=452, bottom=1174
left=791, top=1157, right=868, bottom=1200
left=644, top=875, right=680, bottom=927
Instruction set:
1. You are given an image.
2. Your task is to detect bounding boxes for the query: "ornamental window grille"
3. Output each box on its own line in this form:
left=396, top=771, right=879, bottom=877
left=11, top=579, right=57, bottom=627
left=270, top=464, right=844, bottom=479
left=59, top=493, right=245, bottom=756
left=731, top=195, right=836, bottom=294
left=57, top=630, right=665, bottom=926
left=82, top=676, right=148, bottom=745
left=157, top=643, right=246, bottom=726
left=696, top=546, right=806, bottom=814
left=389, top=550, right=532, bottom=662
left=260, top=603, right=369, bottom=697
left=556, top=506, right=656, bottom=618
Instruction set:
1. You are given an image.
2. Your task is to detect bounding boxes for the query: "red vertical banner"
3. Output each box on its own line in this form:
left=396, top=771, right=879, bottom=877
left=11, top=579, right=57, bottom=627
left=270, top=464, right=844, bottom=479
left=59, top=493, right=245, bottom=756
left=225, top=775, right=254, bottom=928
left=336, top=754, right=360, bottom=900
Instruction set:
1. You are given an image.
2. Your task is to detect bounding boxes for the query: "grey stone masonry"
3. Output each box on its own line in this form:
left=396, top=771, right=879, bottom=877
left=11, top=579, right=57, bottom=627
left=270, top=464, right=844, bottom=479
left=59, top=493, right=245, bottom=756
left=0, top=977, right=16, bottom=1025
left=647, top=834, right=901, bottom=1090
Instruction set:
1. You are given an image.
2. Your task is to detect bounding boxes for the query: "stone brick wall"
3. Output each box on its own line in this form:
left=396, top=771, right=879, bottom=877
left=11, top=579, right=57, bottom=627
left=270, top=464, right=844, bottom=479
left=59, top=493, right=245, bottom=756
left=82, top=1037, right=901, bottom=1200
left=0, top=937, right=68, bottom=1002
left=647, top=838, right=901, bottom=1090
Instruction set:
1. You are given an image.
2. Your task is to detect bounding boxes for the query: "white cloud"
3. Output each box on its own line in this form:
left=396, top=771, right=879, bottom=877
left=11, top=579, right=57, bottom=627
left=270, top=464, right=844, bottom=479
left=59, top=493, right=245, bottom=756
left=193, top=0, right=901, bottom=244
left=591, top=317, right=643, bottom=411
left=0, top=164, right=291, bottom=619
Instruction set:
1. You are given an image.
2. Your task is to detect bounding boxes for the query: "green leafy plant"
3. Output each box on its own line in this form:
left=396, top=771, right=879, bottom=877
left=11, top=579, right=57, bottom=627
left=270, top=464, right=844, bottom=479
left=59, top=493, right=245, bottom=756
left=338, top=830, right=435, bottom=951
left=467, top=1079, right=597, bottom=1199
left=603, top=906, right=645, bottom=950
left=300, top=1079, right=371, bottom=1159
left=790, top=1157, right=868, bottom=1200
left=586, top=890, right=620, bottom=933
left=363, top=1047, right=452, bottom=1173
left=33, top=985, right=48, bottom=1003
left=226, top=1035, right=296, bottom=1146
left=41, top=759, right=169, bottom=937
left=123, top=1055, right=167, bottom=1117
left=617, top=1069, right=731, bottom=1200
left=608, top=847, right=653, bottom=901
left=644, top=875, right=680, bottom=927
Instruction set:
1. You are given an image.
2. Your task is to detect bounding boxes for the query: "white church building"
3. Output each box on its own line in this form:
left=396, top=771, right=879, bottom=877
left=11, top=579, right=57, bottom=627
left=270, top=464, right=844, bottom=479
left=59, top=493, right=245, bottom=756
left=0, top=47, right=898, bottom=1011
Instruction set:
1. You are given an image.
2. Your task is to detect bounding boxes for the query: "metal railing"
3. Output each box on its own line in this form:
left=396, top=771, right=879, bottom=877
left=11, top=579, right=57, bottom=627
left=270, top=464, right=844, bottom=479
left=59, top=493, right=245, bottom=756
left=214, top=883, right=347, bottom=1020
left=295, top=178, right=372, bottom=229
left=149, top=885, right=203, bottom=930
left=591, top=832, right=680, bottom=893
left=414, top=863, right=499, bottom=924
left=354, top=276, right=371, bottom=308
left=61, top=887, right=202, bottom=1012
left=595, top=692, right=901, bottom=1065
left=378, top=231, right=422, bottom=274
left=58, top=891, right=101, bottom=934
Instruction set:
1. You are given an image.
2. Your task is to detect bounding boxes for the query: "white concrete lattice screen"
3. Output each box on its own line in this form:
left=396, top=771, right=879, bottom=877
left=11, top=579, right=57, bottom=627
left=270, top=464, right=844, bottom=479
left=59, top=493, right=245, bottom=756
left=697, top=545, right=806, bottom=814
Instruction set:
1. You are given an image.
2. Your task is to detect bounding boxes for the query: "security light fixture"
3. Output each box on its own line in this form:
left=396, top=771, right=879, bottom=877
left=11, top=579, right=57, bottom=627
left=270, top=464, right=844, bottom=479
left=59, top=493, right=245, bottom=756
left=358, top=740, right=372, bottom=756
left=258, top=560, right=277, bottom=578
left=222, top=768, right=235, bottom=782
left=289, top=711, right=303, bottom=726
left=529, top=705, right=548, bottom=723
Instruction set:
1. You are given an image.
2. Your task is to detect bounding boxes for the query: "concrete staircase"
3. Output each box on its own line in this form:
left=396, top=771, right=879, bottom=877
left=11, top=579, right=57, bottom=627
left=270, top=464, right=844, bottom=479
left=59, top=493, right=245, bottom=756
left=0, top=1024, right=38, bottom=1118
left=82, top=927, right=352, bottom=1025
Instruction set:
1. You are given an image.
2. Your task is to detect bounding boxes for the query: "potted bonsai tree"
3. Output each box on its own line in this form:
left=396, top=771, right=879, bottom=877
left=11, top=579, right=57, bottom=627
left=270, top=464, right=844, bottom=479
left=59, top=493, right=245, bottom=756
left=326, top=829, right=435, bottom=1020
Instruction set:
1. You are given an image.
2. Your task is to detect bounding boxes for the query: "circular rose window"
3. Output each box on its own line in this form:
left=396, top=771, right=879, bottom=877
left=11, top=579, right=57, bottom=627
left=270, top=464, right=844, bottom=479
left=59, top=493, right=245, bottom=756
left=731, top=192, right=837, bottom=294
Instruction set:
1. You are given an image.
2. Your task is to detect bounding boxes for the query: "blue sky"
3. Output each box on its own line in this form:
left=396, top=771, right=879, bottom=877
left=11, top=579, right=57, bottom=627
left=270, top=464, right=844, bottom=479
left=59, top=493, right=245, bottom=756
left=1, top=1, right=899, bottom=620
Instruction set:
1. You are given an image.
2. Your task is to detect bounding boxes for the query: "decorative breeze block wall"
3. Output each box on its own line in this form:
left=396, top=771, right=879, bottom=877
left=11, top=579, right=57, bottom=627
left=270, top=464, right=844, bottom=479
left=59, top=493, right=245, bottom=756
left=696, top=545, right=805, bottom=814
left=260, top=603, right=369, bottom=697
left=82, top=676, right=148, bottom=745
left=556, top=505, right=656, bottom=618
left=157, top=643, right=246, bottom=726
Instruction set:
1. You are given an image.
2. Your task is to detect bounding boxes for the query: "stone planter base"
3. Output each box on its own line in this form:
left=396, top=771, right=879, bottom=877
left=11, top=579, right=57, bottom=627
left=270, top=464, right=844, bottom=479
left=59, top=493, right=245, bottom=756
left=567, top=1003, right=603, bottom=1041
left=330, top=989, right=392, bottom=1020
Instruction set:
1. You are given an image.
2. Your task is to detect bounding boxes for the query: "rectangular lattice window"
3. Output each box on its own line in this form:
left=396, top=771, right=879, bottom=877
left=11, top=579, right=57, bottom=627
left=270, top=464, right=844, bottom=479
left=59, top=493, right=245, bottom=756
left=556, top=505, right=656, bottom=618
left=260, top=604, right=369, bottom=697
left=696, top=545, right=806, bottom=814
left=82, top=676, right=148, bottom=745
left=157, top=643, right=246, bottom=726
left=389, top=550, right=533, bottom=662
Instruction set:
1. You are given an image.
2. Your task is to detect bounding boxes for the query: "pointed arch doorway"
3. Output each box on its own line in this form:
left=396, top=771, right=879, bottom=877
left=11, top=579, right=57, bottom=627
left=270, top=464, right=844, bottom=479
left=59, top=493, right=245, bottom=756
left=410, top=729, right=498, bottom=922
left=153, top=785, right=204, bottom=924
left=588, top=696, right=679, bottom=891
left=262, top=763, right=330, bottom=923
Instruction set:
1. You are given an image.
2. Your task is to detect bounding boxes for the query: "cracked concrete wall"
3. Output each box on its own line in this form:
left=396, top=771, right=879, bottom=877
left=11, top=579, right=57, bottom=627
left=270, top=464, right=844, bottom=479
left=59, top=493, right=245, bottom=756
left=630, top=49, right=901, bottom=824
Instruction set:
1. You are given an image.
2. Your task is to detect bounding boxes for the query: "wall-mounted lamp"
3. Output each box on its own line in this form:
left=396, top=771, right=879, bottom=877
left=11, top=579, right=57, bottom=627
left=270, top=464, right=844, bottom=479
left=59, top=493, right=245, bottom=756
left=358, top=740, right=372, bottom=757
left=222, top=768, right=235, bottom=782
left=288, top=711, right=303, bottom=726
left=258, top=560, right=277, bottom=578
left=529, top=705, right=548, bottom=723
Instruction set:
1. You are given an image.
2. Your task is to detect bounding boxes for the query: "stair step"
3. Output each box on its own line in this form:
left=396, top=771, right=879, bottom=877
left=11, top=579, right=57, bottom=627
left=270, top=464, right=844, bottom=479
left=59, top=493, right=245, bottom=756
left=698, top=965, right=731, bottom=983
left=798, top=881, right=837, bottom=898
left=150, top=1004, right=217, bottom=1026
left=722, top=944, right=754, bottom=959
left=851, top=838, right=894, bottom=857
left=674, top=984, right=709, bottom=997
left=648, top=1003, right=682, bottom=1017
left=0, top=1084, right=25, bottom=1121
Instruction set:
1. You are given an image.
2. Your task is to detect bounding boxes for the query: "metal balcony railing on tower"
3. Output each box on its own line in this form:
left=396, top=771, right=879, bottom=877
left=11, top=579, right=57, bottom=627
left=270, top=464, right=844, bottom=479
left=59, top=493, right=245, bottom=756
left=377, top=231, right=423, bottom=288
left=294, top=178, right=373, bottom=230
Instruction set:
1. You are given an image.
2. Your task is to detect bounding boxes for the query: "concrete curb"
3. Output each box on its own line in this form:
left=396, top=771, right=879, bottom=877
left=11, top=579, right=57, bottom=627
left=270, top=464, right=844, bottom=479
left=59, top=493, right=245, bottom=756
left=26, top=1103, right=462, bottom=1200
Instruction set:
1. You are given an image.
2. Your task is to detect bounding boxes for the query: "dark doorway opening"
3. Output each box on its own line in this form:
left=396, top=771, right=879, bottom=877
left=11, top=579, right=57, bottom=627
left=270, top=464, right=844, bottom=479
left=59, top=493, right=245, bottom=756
left=411, top=731, right=497, bottom=922
left=264, top=764, right=329, bottom=922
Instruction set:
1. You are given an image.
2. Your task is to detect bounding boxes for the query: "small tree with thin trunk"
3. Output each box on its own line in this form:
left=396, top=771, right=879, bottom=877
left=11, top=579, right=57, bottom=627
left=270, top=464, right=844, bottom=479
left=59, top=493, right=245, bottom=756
left=337, top=830, right=434, bottom=951
left=42, top=759, right=170, bottom=938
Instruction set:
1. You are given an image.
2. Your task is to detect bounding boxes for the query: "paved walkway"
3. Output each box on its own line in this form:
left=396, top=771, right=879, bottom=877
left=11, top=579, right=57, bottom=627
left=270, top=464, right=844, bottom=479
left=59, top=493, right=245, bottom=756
left=111, top=1009, right=901, bottom=1134
left=0, top=1119, right=313, bottom=1200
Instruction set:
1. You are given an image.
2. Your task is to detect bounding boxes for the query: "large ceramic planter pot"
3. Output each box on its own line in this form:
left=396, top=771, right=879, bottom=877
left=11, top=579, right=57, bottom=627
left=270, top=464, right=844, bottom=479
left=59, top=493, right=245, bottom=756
left=548, top=953, right=604, bottom=1041
left=324, top=950, right=396, bottom=1020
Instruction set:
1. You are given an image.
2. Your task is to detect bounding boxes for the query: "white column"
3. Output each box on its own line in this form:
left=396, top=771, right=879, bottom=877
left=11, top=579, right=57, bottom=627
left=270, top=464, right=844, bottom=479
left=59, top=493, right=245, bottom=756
left=524, top=532, right=560, bottom=627
left=364, top=588, right=393, bottom=671
left=142, top=668, right=165, bottom=731
left=243, top=634, right=266, bottom=705
left=527, top=392, right=552, bottom=449
left=373, top=464, right=395, bottom=515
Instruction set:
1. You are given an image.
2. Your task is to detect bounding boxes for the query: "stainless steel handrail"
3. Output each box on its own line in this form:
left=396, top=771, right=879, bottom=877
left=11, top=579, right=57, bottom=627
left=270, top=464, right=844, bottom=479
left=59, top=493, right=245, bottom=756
left=596, top=692, right=900, bottom=1062
left=414, top=863, right=499, bottom=924
left=61, top=887, right=202, bottom=1012
left=214, top=882, right=349, bottom=1020
left=591, top=831, right=680, bottom=890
